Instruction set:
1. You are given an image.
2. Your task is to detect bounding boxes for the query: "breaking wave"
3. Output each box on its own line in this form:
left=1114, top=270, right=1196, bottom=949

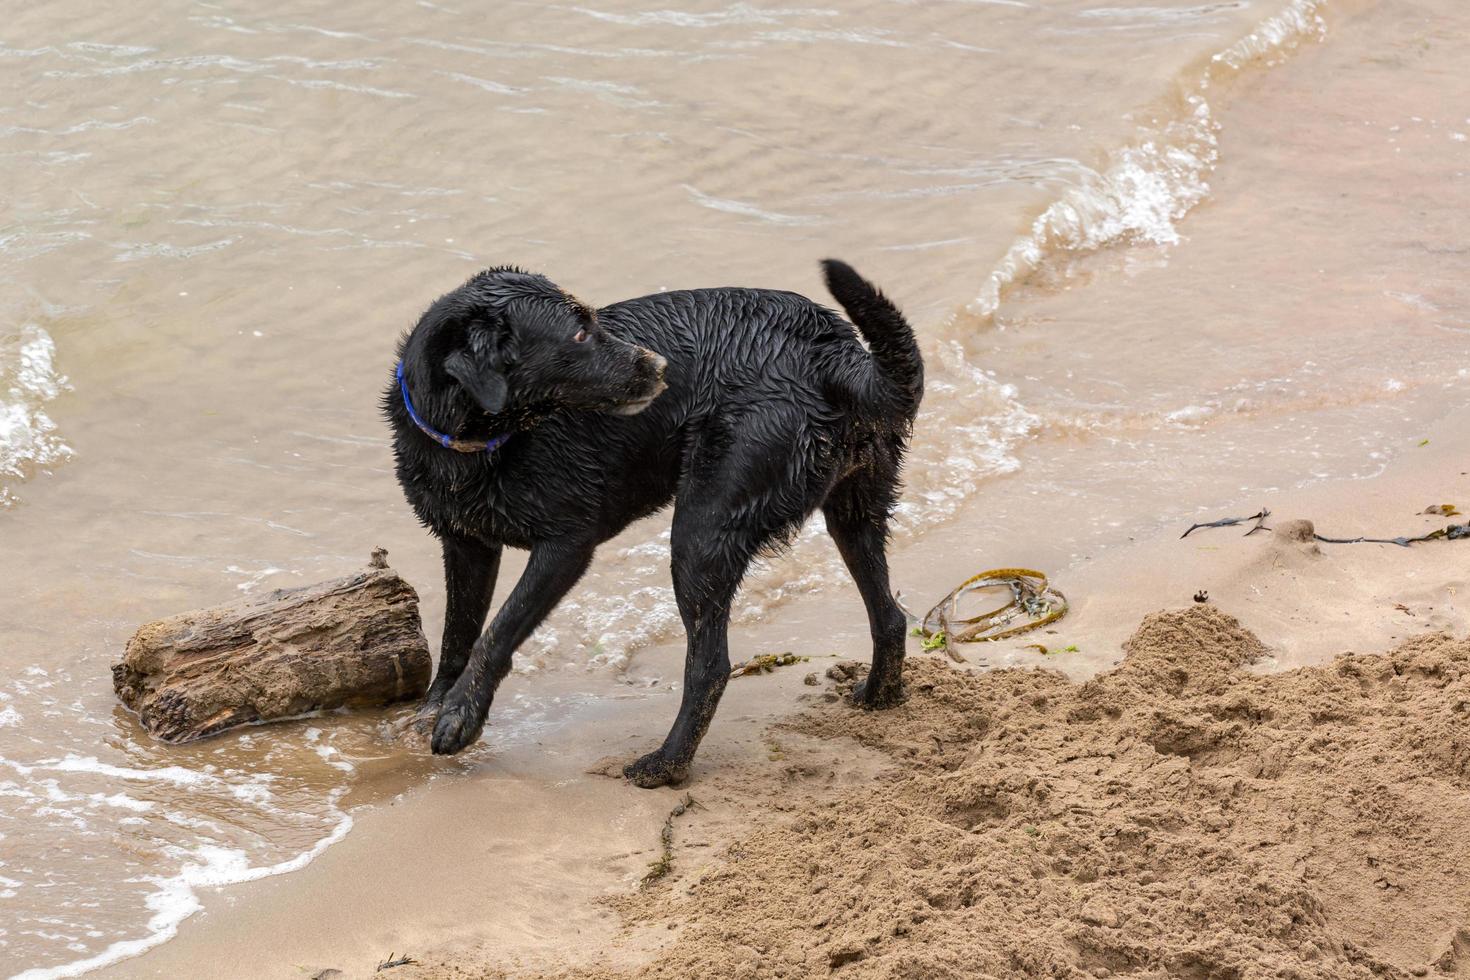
left=0, top=323, right=72, bottom=507
left=967, top=0, right=1329, bottom=321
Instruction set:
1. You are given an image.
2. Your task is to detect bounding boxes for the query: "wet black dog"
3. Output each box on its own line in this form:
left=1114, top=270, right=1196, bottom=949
left=384, top=260, right=923, bottom=787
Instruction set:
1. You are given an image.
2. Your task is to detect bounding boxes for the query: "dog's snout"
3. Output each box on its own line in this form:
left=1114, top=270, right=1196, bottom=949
left=639, top=351, right=668, bottom=397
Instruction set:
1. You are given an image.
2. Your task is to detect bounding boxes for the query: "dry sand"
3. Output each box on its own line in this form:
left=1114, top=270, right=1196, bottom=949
left=504, top=612, right=1470, bottom=980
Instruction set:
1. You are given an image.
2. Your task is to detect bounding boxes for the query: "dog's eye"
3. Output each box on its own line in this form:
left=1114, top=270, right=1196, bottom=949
left=572, top=328, right=589, bottom=343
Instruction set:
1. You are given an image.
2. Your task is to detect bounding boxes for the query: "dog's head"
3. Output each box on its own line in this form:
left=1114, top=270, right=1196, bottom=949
left=408, top=267, right=667, bottom=422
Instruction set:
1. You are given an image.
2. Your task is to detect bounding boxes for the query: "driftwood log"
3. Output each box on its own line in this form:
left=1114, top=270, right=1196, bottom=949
left=112, top=549, right=431, bottom=742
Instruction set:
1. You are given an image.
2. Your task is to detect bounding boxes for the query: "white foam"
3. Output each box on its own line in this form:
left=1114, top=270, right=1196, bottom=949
left=0, top=324, right=73, bottom=501
left=223, top=564, right=287, bottom=592
left=89, top=793, right=154, bottom=813
left=1212, top=0, right=1326, bottom=70
left=41, top=755, right=219, bottom=788
left=969, top=96, right=1218, bottom=318
left=1166, top=404, right=1217, bottom=425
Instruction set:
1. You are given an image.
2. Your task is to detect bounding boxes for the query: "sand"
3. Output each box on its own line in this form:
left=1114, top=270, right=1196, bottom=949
left=393, top=609, right=1470, bottom=980
left=515, top=611, right=1470, bottom=980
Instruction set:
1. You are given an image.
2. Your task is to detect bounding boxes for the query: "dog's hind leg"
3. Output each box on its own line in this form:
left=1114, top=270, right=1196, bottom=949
left=416, top=534, right=502, bottom=730
left=430, top=538, right=594, bottom=755
left=822, top=476, right=908, bottom=708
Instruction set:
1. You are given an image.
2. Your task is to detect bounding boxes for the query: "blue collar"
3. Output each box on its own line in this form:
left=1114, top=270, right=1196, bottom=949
left=397, top=360, right=511, bottom=455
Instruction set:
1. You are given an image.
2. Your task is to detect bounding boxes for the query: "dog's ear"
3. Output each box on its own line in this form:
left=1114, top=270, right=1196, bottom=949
left=444, top=348, right=509, bottom=415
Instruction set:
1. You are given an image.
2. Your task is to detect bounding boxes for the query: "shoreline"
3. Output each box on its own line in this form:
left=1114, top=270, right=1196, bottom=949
left=100, top=399, right=1470, bottom=979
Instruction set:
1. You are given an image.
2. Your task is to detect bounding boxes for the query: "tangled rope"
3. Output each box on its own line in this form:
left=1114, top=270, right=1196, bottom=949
left=903, top=568, right=1068, bottom=663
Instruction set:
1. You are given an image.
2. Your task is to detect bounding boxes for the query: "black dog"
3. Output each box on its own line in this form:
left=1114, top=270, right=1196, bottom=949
left=384, top=260, right=923, bottom=787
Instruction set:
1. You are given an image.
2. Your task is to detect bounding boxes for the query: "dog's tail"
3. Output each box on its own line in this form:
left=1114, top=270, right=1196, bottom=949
left=821, top=259, right=923, bottom=419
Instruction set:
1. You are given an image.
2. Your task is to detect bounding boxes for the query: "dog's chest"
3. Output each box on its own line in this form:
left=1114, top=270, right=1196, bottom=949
left=411, top=452, right=600, bottom=549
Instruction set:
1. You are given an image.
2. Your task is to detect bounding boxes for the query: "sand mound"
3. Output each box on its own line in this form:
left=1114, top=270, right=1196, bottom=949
left=544, top=606, right=1470, bottom=980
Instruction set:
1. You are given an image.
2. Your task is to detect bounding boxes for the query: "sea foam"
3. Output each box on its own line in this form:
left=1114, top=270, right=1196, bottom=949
left=0, top=323, right=72, bottom=506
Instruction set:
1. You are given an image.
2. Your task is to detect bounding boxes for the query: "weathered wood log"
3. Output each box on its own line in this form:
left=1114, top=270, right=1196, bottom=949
left=112, top=550, right=431, bottom=742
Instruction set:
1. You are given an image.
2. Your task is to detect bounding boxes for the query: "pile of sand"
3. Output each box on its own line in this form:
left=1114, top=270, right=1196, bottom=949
left=519, top=606, right=1470, bottom=979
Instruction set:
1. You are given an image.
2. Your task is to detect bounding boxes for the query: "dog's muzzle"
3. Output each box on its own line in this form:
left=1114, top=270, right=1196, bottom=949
left=612, top=351, right=668, bottom=415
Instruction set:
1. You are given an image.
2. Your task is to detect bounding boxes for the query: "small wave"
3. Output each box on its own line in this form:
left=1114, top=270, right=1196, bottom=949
left=9, top=804, right=353, bottom=980
left=565, top=4, right=837, bottom=29
left=681, top=184, right=819, bottom=226
left=968, top=98, right=1217, bottom=319
left=1212, top=0, right=1325, bottom=69
left=1, top=324, right=72, bottom=506
left=435, top=70, right=526, bottom=95
left=109, top=236, right=240, bottom=262
left=1079, top=3, right=1249, bottom=24
left=0, top=733, right=357, bottom=978
left=966, top=0, right=1328, bottom=321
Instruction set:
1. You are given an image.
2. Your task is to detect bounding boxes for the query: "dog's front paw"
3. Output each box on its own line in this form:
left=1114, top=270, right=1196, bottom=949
left=851, top=673, right=905, bottom=710
left=430, top=695, right=486, bottom=755
left=623, top=751, right=689, bottom=789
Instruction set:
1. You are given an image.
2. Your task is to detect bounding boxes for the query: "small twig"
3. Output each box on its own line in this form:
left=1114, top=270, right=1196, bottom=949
left=376, top=952, right=417, bottom=971
left=1181, top=508, right=1270, bottom=539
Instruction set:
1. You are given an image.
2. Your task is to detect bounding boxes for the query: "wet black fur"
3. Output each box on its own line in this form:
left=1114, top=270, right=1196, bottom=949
left=384, top=260, right=924, bottom=787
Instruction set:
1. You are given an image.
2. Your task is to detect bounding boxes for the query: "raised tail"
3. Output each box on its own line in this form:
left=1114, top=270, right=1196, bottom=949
left=821, top=259, right=923, bottom=419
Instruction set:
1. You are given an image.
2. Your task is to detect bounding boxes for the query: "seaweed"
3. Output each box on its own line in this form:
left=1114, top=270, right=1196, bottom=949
left=730, top=652, right=810, bottom=678
left=1181, top=509, right=1469, bottom=548
left=642, top=794, right=702, bottom=886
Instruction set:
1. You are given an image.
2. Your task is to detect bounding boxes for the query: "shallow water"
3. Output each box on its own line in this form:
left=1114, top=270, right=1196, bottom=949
left=2, top=0, right=1468, bottom=974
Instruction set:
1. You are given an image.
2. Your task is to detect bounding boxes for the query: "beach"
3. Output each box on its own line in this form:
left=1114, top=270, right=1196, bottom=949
left=2, top=0, right=1468, bottom=976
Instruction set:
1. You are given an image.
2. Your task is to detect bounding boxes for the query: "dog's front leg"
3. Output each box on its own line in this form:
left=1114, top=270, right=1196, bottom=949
left=414, top=535, right=502, bottom=733
left=430, top=539, right=594, bottom=755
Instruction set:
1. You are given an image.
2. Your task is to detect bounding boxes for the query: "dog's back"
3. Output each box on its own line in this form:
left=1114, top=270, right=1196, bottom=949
left=595, top=262, right=922, bottom=432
